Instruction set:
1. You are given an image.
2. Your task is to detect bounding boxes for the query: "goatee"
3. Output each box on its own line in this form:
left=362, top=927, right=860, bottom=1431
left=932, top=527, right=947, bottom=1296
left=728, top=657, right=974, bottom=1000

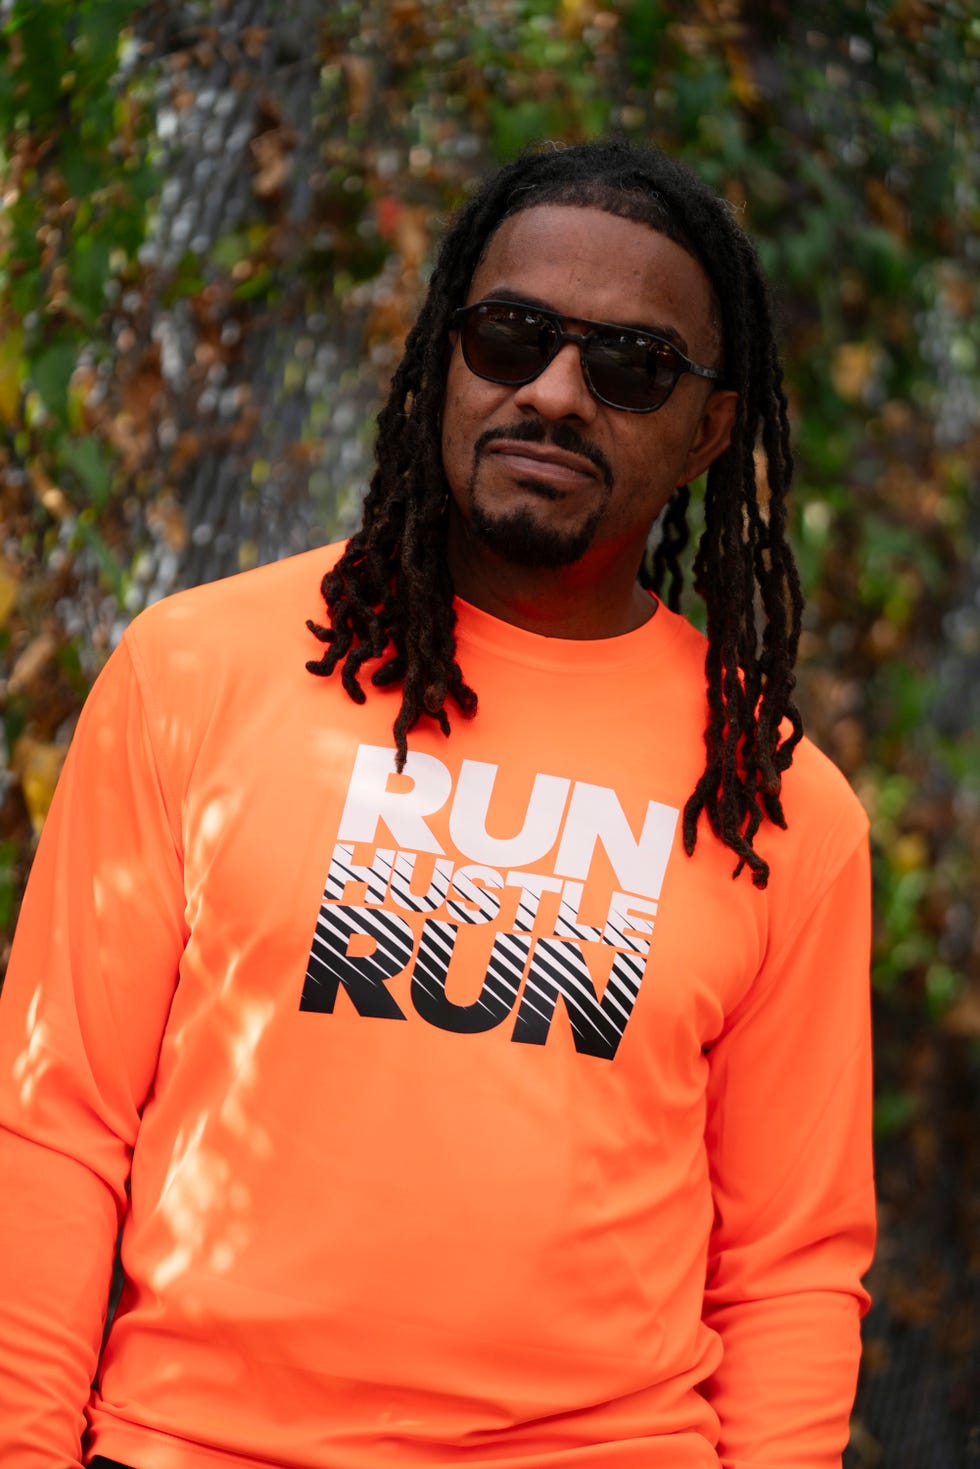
left=464, top=421, right=614, bottom=569
left=467, top=499, right=607, bottom=569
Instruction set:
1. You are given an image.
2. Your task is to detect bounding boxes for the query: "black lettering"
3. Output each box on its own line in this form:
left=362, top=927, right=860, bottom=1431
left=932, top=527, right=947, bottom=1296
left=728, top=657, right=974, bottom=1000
left=410, top=923, right=529, bottom=1034
left=301, top=903, right=412, bottom=1018
left=511, top=941, right=644, bottom=1060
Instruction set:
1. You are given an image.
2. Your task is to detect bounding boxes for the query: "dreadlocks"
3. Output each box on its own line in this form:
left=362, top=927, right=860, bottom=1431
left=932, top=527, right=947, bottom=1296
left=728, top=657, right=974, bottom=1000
left=306, top=138, right=804, bottom=888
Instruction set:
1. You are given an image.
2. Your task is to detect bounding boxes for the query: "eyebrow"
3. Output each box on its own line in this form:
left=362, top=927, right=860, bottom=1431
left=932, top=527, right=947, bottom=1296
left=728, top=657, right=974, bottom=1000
left=477, top=289, right=692, bottom=355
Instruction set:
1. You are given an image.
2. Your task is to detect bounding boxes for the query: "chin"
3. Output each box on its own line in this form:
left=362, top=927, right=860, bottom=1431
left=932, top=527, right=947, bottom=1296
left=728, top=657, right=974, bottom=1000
left=469, top=503, right=601, bottom=569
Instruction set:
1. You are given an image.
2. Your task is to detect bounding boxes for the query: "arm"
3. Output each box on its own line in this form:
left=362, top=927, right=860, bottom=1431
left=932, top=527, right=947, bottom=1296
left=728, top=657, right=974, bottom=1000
left=0, top=637, right=186, bottom=1468
left=701, top=830, right=876, bottom=1468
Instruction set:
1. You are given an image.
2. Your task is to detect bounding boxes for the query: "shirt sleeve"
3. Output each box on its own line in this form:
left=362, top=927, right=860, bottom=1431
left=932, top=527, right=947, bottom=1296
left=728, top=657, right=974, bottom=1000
left=0, top=636, right=187, bottom=1468
left=701, top=826, right=876, bottom=1468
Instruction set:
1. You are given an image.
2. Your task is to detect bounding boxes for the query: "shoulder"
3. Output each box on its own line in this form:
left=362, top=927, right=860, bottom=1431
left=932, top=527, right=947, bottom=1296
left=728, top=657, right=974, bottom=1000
left=651, top=605, right=869, bottom=888
left=756, top=734, right=869, bottom=918
left=125, top=542, right=345, bottom=662
left=116, top=542, right=348, bottom=704
left=101, top=543, right=348, bottom=769
left=657, top=603, right=868, bottom=858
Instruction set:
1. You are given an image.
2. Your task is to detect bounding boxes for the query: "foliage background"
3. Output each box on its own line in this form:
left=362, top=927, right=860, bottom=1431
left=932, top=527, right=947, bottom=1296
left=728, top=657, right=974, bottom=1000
left=1, top=0, right=977, bottom=1463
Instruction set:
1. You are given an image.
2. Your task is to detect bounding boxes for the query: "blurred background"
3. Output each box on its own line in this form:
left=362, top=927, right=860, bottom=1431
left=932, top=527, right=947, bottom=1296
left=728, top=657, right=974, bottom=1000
left=0, top=0, right=977, bottom=1462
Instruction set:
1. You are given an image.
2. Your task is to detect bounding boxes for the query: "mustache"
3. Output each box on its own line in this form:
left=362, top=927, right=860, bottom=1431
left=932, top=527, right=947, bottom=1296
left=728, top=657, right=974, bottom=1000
left=474, top=421, right=613, bottom=489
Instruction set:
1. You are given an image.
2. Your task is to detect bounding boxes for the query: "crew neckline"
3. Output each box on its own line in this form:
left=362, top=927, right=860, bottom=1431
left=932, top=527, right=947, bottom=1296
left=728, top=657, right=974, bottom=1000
left=452, top=592, right=690, bottom=673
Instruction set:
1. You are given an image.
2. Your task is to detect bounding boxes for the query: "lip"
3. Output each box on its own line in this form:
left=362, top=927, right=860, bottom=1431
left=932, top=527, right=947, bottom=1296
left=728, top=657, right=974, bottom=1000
left=484, top=440, right=599, bottom=488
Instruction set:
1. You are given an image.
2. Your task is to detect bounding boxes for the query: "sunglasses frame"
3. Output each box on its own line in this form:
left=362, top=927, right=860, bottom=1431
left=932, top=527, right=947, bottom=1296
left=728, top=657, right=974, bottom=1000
left=450, top=298, right=720, bottom=414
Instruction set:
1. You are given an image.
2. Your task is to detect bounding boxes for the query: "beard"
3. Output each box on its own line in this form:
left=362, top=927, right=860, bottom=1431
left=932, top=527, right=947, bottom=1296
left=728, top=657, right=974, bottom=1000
left=462, top=422, right=614, bottom=569
left=467, top=491, right=610, bottom=569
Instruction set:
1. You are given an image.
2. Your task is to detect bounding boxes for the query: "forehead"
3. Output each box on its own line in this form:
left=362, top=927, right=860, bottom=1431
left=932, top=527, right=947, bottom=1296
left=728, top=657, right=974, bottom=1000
left=466, top=204, right=719, bottom=355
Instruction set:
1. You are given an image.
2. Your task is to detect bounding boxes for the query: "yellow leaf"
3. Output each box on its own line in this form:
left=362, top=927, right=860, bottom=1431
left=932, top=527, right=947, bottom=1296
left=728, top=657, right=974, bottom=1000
left=12, top=737, right=67, bottom=834
left=891, top=832, right=929, bottom=873
left=0, top=562, right=19, bottom=628
left=560, top=0, right=587, bottom=31
left=725, top=43, right=761, bottom=109
left=0, top=326, right=25, bottom=424
left=831, top=342, right=878, bottom=403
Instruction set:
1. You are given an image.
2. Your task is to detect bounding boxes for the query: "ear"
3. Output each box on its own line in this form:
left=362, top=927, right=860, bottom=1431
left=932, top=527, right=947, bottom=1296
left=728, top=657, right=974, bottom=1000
left=679, top=389, right=738, bottom=486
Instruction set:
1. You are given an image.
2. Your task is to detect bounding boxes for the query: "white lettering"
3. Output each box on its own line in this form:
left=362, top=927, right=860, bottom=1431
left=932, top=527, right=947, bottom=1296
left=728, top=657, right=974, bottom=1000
left=506, top=870, right=563, bottom=930
left=554, top=881, right=602, bottom=943
left=603, top=892, right=658, bottom=954
left=446, top=865, right=504, bottom=924
left=388, top=851, right=454, bottom=913
left=555, top=784, right=678, bottom=901
left=449, top=761, right=570, bottom=867
left=338, top=745, right=449, bottom=853
left=324, top=842, right=394, bottom=905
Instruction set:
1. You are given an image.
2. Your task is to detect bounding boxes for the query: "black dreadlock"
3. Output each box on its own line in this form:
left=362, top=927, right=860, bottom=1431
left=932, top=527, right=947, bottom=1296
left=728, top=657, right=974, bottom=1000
left=306, top=138, right=804, bottom=888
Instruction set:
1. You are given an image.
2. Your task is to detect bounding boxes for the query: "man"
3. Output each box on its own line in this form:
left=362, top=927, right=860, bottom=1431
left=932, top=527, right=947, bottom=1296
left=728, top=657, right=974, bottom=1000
left=0, top=139, right=874, bottom=1469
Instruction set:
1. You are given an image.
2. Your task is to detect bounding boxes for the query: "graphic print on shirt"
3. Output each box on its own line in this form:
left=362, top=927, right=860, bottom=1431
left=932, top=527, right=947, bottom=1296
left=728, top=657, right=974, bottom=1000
left=300, top=744, right=679, bottom=1059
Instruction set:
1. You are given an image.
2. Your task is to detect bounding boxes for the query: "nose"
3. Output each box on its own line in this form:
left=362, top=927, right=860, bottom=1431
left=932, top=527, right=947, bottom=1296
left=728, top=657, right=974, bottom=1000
left=511, top=340, right=597, bottom=424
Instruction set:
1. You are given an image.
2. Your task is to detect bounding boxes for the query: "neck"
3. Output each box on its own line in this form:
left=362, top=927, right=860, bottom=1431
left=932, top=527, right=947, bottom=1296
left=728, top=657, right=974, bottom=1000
left=446, top=514, right=656, bottom=640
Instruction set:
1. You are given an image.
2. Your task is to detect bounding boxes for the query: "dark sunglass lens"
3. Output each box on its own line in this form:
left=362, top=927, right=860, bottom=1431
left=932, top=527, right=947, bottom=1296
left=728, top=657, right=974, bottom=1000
left=465, top=306, right=548, bottom=384
left=588, top=335, right=679, bottom=410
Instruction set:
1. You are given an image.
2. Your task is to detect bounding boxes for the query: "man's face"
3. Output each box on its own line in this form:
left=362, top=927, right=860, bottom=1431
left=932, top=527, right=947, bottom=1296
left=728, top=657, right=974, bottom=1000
left=441, top=204, right=736, bottom=580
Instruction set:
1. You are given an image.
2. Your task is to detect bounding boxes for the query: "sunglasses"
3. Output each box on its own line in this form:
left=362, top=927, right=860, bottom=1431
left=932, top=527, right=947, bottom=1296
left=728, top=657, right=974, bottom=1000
left=451, top=298, right=720, bottom=413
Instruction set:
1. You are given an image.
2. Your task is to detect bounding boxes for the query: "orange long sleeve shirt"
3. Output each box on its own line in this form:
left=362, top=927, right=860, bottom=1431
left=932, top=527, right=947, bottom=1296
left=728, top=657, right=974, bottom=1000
left=0, top=544, right=875, bottom=1469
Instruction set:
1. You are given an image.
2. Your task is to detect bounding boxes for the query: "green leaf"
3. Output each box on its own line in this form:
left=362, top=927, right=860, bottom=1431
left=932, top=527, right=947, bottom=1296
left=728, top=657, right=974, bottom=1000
left=58, top=435, right=114, bottom=510
left=31, top=341, right=77, bottom=424
left=0, top=838, right=18, bottom=933
left=74, top=513, right=125, bottom=597
left=489, top=98, right=557, bottom=160
left=69, top=234, right=112, bottom=317
left=0, top=47, right=18, bottom=123
left=71, top=0, right=131, bottom=95
left=163, top=254, right=206, bottom=304
left=621, top=0, right=668, bottom=86
left=233, top=267, right=275, bottom=302
left=924, top=963, right=962, bottom=1018
left=211, top=232, right=257, bottom=271
left=62, top=139, right=105, bottom=198
left=873, top=1090, right=918, bottom=1138
left=11, top=3, right=70, bottom=124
